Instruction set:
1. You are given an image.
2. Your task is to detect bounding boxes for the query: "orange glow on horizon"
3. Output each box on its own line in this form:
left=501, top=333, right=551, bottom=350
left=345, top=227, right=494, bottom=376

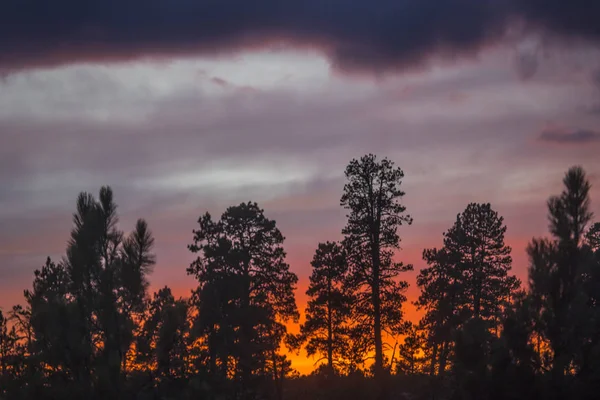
left=166, top=272, right=427, bottom=375
left=162, top=236, right=533, bottom=375
left=0, top=230, right=536, bottom=377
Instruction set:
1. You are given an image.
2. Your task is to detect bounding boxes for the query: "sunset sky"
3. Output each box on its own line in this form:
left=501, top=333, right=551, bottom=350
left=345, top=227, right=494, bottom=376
left=1, top=0, right=599, bottom=373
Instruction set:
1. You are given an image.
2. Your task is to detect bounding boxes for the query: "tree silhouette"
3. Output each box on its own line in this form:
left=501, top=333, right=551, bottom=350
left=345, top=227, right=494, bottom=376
left=190, top=275, right=238, bottom=393
left=417, top=203, right=519, bottom=381
left=0, top=309, right=18, bottom=396
left=25, top=257, right=78, bottom=396
left=340, top=154, right=413, bottom=380
left=395, top=324, right=426, bottom=376
left=299, top=241, right=352, bottom=376
left=416, top=247, right=462, bottom=377
left=489, top=291, right=540, bottom=400
left=579, top=221, right=600, bottom=397
left=445, top=203, right=519, bottom=324
left=17, top=187, right=156, bottom=399
left=188, top=202, right=299, bottom=398
left=451, top=317, right=490, bottom=400
left=527, top=166, right=596, bottom=399
left=586, top=222, right=600, bottom=250
left=157, top=288, right=191, bottom=392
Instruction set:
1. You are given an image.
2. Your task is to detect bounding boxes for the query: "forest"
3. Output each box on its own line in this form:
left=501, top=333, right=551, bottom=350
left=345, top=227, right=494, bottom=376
left=0, top=154, right=598, bottom=400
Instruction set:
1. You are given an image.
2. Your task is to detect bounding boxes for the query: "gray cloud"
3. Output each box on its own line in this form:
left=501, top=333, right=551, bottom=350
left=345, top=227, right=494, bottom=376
left=539, top=128, right=600, bottom=144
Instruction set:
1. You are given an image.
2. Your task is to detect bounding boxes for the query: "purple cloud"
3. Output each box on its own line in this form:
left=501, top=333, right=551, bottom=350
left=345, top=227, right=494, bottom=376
left=539, top=128, right=600, bottom=144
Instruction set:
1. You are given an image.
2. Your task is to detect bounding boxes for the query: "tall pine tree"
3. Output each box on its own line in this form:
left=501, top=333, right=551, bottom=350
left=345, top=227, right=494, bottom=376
left=340, top=154, right=413, bottom=380
left=527, top=166, right=595, bottom=399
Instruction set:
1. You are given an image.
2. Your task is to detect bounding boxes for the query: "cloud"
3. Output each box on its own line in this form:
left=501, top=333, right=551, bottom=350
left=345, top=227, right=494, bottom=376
left=516, top=0, right=600, bottom=42
left=2, top=0, right=600, bottom=74
left=539, top=128, right=600, bottom=144
left=210, top=77, right=230, bottom=87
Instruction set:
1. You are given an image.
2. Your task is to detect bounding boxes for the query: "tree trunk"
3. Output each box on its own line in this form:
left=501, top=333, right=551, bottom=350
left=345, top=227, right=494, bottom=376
left=438, top=341, right=448, bottom=376
left=373, top=255, right=389, bottom=400
left=429, top=342, right=438, bottom=377
left=0, top=341, right=5, bottom=381
left=239, top=291, right=253, bottom=396
left=240, top=304, right=252, bottom=393
left=373, top=269, right=383, bottom=376
left=472, top=247, right=482, bottom=319
left=327, top=279, right=334, bottom=375
left=271, top=350, right=283, bottom=400
left=551, top=347, right=567, bottom=400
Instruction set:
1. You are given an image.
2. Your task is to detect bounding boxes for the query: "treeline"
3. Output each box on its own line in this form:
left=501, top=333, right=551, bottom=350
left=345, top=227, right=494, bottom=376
left=0, top=154, right=598, bottom=400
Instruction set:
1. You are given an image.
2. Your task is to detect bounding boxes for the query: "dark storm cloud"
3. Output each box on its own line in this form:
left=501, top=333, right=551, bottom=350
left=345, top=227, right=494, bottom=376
left=2, top=0, right=600, bottom=74
left=539, top=128, right=600, bottom=144
left=0, top=0, right=569, bottom=73
left=516, top=0, right=600, bottom=41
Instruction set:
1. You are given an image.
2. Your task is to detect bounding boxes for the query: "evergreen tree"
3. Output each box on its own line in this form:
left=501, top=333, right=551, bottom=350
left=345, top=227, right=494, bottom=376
left=580, top=221, right=600, bottom=394
left=444, top=203, right=520, bottom=324
left=25, top=257, right=77, bottom=397
left=0, top=309, right=18, bottom=397
left=188, top=202, right=299, bottom=398
left=299, top=241, right=352, bottom=375
left=395, top=324, right=426, bottom=376
left=20, top=187, right=155, bottom=399
left=340, top=154, right=413, bottom=379
left=586, top=222, right=600, bottom=250
left=527, top=166, right=596, bottom=399
left=451, top=317, right=490, bottom=400
left=416, top=247, right=462, bottom=377
left=190, top=276, right=238, bottom=393
left=154, top=288, right=191, bottom=394
left=489, top=291, right=540, bottom=400
left=116, top=220, right=156, bottom=375
left=131, top=287, right=192, bottom=397
left=417, top=203, right=519, bottom=380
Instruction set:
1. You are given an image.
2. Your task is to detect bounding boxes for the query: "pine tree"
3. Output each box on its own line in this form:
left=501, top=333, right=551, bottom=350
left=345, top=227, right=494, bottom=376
left=188, top=202, right=299, bottom=398
left=117, top=220, right=156, bottom=374
left=190, top=275, right=238, bottom=390
left=395, top=324, right=426, bottom=375
left=416, top=203, right=519, bottom=381
left=21, top=187, right=155, bottom=398
left=416, top=247, right=462, bottom=377
left=299, top=241, right=352, bottom=376
left=340, top=154, right=413, bottom=380
left=489, top=291, right=540, bottom=400
left=580, top=221, right=600, bottom=397
left=527, top=166, right=595, bottom=399
left=445, top=203, right=519, bottom=323
left=0, top=309, right=18, bottom=396
left=586, top=222, right=600, bottom=250
left=132, top=287, right=191, bottom=397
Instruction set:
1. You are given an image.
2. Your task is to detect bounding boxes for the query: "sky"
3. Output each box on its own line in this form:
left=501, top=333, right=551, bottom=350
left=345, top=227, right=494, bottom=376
left=1, top=0, right=599, bottom=374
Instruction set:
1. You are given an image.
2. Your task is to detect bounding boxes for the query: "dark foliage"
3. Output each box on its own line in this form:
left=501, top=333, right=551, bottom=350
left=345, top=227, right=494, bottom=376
left=340, top=154, right=413, bottom=382
left=296, top=241, right=352, bottom=376
left=187, top=201, right=299, bottom=399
